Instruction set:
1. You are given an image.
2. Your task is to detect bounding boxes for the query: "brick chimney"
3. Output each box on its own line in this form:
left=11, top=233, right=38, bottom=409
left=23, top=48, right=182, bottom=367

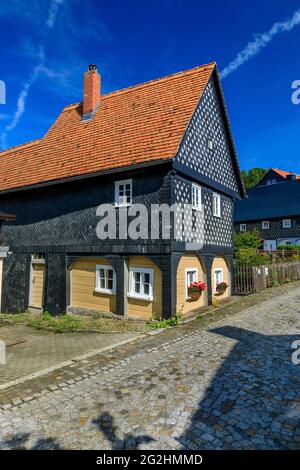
left=83, top=64, right=100, bottom=119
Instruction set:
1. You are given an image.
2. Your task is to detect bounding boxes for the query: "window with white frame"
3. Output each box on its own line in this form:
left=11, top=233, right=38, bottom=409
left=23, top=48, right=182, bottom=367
left=95, top=265, right=116, bottom=294
left=240, top=224, right=247, bottom=232
left=192, top=184, right=202, bottom=211
left=212, top=193, right=221, bottom=218
left=31, top=253, right=45, bottom=263
left=185, top=268, right=198, bottom=299
left=282, top=219, right=291, bottom=228
left=115, top=179, right=132, bottom=206
left=262, top=221, right=269, bottom=230
left=128, top=268, right=153, bottom=301
left=214, top=268, right=224, bottom=291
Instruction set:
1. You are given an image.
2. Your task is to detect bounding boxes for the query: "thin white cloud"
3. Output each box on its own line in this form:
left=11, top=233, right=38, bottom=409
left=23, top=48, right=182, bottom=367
left=221, top=8, right=300, bottom=79
left=0, top=0, right=64, bottom=149
left=47, top=0, right=64, bottom=28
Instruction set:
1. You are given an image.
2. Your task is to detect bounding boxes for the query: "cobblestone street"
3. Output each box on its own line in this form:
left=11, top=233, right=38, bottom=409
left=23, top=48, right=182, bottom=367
left=0, top=286, right=300, bottom=450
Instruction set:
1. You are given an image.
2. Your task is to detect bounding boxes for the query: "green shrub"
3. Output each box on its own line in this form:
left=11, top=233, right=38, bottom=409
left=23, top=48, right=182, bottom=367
left=234, top=230, right=262, bottom=251
left=235, top=247, right=269, bottom=266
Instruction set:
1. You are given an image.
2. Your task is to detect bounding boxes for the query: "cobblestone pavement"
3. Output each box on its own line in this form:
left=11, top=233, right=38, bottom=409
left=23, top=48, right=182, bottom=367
left=0, top=325, right=138, bottom=386
left=0, top=286, right=300, bottom=450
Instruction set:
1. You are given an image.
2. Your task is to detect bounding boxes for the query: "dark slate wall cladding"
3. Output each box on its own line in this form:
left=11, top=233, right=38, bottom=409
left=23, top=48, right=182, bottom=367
left=0, top=165, right=172, bottom=253
left=1, top=253, right=31, bottom=313
left=174, top=176, right=233, bottom=248
left=44, top=254, right=67, bottom=314
left=176, top=78, right=239, bottom=194
left=234, top=218, right=300, bottom=241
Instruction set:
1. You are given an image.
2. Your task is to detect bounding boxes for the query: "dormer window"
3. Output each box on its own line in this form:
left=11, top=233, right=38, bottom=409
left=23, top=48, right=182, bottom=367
left=262, top=221, right=269, bottom=230
left=115, top=179, right=132, bottom=207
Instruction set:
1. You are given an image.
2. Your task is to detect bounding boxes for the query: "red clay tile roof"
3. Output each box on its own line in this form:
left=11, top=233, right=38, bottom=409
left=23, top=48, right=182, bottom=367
left=0, top=62, right=216, bottom=193
left=272, top=168, right=300, bottom=179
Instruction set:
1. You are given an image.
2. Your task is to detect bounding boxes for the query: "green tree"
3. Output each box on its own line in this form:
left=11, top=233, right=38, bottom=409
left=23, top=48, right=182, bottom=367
left=234, top=229, right=262, bottom=251
left=242, top=168, right=267, bottom=189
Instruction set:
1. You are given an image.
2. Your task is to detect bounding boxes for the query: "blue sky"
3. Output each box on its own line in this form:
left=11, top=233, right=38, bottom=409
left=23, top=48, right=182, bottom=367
left=0, top=0, right=300, bottom=172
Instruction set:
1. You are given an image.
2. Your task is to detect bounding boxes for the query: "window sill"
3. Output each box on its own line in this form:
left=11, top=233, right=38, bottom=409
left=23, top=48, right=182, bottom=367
left=192, top=206, right=202, bottom=212
left=213, top=214, right=222, bottom=219
left=31, top=259, right=45, bottom=265
left=114, top=203, right=132, bottom=208
left=94, top=289, right=115, bottom=296
left=127, top=293, right=153, bottom=302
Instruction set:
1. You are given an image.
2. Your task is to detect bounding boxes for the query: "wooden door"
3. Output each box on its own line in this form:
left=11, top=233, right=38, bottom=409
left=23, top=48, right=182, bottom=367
left=30, top=263, right=45, bottom=310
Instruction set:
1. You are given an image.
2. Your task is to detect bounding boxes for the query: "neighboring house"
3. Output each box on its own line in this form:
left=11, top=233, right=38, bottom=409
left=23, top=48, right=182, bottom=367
left=0, top=62, right=245, bottom=318
left=257, top=168, right=300, bottom=186
left=234, top=179, right=300, bottom=251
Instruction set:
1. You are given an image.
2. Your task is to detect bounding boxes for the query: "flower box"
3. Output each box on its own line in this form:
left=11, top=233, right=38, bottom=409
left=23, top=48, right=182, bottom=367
left=188, top=281, right=207, bottom=301
left=216, top=281, right=228, bottom=295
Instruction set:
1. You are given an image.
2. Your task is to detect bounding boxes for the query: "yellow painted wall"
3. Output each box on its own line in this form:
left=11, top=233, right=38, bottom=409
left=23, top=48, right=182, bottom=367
left=212, top=256, right=230, bottom=299
left=127, top=256, right=162, bottom=319
left=176, top=253, right=207, bottom=315
left=70, top=258, right=116, bottom=313
left=30, top=263, right=45, bottom=308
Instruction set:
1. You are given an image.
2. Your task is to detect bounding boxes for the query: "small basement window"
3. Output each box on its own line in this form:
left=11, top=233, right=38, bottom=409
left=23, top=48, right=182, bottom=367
left=262, top=221, right=269, bottom=230
left=192, top=184, right=202, bottom=211
left=282, top=219, right=291, bottom=228
left=95, top=265, right=116, bottom=295
left=128, top=268, right=153, bottom=301
left=240, top=224, right=246, bottom=232
left=212, top=193, right=221, bottom=218
left=115, top=179, right=132, bottom=207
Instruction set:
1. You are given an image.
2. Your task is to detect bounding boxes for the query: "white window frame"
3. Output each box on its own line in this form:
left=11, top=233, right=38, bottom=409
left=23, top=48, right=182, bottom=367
left=114, top=179, right=132, bottom=207
left=128, top=267, right=153, bottom=301
left=212, top=193, right=221, bottom=218
left=95, top=264, right=116, bottom=295
left=191, top=184, right=202, bottom=211
left=214, top=268, right=224, bottom=292
left=282, top=219, right=291, bottom=228
left=240, top=224, right=247, bottom=232
left=262, top=221, right=269, bottom=230
left=31, top=253, right=45, bottom=264
left=185, top=268, right=198, bottom=300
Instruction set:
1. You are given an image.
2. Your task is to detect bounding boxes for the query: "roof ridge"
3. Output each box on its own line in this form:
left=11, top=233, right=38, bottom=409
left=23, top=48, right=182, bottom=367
left=102, top=62, right=216, bottom=98
left=62, top=62, right=216, bottom=112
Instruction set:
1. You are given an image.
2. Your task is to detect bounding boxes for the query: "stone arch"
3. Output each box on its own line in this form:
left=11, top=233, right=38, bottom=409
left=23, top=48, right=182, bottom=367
left=176, top=252, right=208, bottom=316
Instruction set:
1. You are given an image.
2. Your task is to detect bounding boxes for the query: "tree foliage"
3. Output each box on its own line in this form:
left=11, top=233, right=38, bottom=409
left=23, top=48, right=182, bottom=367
left=241, top=168, right=267, bottom=189
left=234, top=229, right=262, bottom=251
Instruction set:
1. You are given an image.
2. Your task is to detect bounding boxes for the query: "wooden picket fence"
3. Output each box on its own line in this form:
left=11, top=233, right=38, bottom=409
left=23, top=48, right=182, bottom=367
left=233, top=262, right=300, bottom=295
